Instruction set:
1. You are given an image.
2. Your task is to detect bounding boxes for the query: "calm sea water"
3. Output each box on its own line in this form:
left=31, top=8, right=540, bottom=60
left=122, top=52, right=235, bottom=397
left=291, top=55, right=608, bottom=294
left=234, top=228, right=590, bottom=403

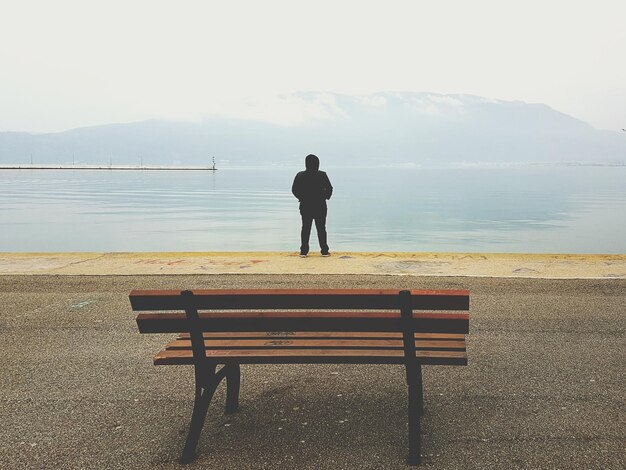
left=0, top=166, right=624, bottom=253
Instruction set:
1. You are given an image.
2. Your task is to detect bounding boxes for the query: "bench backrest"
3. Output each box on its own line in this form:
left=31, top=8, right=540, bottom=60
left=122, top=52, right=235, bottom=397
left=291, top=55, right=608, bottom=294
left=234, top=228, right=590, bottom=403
left=131, top=289, right=469, bottom=334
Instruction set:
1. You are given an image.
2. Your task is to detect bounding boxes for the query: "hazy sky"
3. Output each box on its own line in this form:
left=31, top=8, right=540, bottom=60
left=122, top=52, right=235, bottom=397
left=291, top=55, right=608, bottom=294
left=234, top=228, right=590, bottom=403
left=1, top=0, right=625, bottom=132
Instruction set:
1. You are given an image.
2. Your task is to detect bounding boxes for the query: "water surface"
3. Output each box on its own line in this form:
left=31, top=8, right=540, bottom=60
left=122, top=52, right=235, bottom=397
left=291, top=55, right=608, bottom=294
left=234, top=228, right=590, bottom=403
left=0, top=166, right=624, bottom=253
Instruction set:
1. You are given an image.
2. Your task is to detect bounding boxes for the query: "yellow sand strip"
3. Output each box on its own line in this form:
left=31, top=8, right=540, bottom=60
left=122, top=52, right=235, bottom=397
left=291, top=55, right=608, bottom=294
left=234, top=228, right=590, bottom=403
left=0, top=252, right=624, bottom=278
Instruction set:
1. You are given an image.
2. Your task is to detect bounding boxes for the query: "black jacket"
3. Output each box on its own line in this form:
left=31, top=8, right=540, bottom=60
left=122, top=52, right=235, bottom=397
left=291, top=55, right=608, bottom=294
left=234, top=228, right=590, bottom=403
left=292, top=169, right=333, bottom=210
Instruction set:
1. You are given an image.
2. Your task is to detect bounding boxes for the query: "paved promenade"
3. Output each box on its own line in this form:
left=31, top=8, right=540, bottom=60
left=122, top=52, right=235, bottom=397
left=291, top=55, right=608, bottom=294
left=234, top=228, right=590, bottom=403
left=1, top=254, right=624, bottom=469
left=1, top=252, right=624, bottom=278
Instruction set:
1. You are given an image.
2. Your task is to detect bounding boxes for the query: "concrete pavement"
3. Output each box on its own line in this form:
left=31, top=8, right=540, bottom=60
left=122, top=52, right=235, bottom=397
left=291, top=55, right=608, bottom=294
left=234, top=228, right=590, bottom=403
left=0, top=252, right=624, bottom=278
left=1, top=273, right=624, bottom=469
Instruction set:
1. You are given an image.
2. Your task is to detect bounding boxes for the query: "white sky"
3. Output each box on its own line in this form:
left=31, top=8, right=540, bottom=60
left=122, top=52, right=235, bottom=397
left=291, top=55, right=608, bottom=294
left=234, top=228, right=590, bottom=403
left=1, top=0, right=625, bottom=132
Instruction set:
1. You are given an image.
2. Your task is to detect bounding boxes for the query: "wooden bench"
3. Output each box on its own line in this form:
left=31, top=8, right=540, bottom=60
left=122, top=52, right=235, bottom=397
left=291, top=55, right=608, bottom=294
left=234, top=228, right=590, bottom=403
left=130, top=288, right=470, bottom=465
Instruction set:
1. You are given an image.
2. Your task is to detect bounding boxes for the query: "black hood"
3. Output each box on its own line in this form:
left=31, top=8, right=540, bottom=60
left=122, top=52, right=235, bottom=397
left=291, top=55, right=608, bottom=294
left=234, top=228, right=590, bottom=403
left=305, top=154, right=319, bottom=171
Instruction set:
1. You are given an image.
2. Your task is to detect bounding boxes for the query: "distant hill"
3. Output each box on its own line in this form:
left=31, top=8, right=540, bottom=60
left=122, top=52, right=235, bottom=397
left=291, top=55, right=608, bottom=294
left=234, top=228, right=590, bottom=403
left=1, top=92, right=624, bottom=166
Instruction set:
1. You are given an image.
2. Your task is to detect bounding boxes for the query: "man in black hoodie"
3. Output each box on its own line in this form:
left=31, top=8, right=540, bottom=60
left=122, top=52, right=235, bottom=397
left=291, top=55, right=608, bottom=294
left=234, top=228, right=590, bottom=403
left=291, top=154, right=333, bottom=257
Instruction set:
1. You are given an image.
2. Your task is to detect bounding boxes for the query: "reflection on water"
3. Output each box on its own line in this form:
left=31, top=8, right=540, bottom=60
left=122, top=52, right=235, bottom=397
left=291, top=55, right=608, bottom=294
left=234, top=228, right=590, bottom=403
left=0, top=167, right=624, bottom=253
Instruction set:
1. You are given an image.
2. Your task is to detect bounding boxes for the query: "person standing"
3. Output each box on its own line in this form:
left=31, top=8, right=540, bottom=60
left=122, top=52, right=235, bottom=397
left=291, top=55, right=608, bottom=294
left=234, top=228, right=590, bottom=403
left=291, top=154, right=333, bottom=257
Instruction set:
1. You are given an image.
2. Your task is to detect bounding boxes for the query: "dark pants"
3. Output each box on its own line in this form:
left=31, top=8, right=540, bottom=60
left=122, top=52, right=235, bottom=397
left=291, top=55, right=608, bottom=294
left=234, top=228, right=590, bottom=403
left=300, top=206, right=329, bottom=255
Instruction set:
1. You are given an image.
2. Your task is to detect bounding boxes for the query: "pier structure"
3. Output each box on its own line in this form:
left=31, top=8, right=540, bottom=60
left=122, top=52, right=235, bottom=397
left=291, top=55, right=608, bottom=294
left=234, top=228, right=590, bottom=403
left=0, top=164, right=217, bottom=171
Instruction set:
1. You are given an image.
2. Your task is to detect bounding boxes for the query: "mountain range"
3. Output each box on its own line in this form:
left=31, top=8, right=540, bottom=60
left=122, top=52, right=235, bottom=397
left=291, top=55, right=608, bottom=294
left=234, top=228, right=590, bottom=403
left=1, top=92, right=624, bottom=167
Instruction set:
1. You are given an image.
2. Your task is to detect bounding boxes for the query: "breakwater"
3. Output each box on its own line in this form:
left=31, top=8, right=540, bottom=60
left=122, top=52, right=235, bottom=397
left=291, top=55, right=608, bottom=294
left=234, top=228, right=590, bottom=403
left=0, top=164, right=216, bottom=171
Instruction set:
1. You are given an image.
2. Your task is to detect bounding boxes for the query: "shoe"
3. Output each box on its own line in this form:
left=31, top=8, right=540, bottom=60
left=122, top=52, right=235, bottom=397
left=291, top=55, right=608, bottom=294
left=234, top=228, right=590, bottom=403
left=321, top=252, right=331, bottom=257
left=299, top=253, right=308, bottom=258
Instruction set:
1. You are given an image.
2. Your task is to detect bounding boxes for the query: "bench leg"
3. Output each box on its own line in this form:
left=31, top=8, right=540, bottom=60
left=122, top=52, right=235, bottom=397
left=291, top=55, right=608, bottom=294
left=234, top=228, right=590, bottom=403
left=406, top=365, right=425, bottom=415
left=225, top=363, right=241, bottom=414
left=180, top=370, right=223, bottom=464
left=416, top=364, right=424, bottom=415
left=406, top=364, right=423, bottom=465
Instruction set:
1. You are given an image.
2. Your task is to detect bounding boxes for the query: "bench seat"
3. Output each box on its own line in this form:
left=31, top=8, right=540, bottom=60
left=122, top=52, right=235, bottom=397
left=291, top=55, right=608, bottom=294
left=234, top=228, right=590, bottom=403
left=150, top=331, right=467, bottom=365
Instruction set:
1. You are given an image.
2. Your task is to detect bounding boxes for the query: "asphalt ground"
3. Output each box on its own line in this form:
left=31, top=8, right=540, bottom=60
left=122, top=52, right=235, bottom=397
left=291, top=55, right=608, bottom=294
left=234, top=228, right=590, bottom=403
left=1, top=274, right=624, bottom=469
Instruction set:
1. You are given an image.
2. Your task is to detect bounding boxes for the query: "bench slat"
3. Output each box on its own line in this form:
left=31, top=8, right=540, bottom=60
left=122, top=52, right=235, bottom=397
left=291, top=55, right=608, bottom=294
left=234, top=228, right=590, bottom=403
left=153, top=348, right=468, bottom=366
left=165, top=339, right=467, bottom=350
left=177, top=332, right=466, bottom=340
left=130, top=289, right=469, bottom=311
left=136, top=312, right=469, bottom=334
